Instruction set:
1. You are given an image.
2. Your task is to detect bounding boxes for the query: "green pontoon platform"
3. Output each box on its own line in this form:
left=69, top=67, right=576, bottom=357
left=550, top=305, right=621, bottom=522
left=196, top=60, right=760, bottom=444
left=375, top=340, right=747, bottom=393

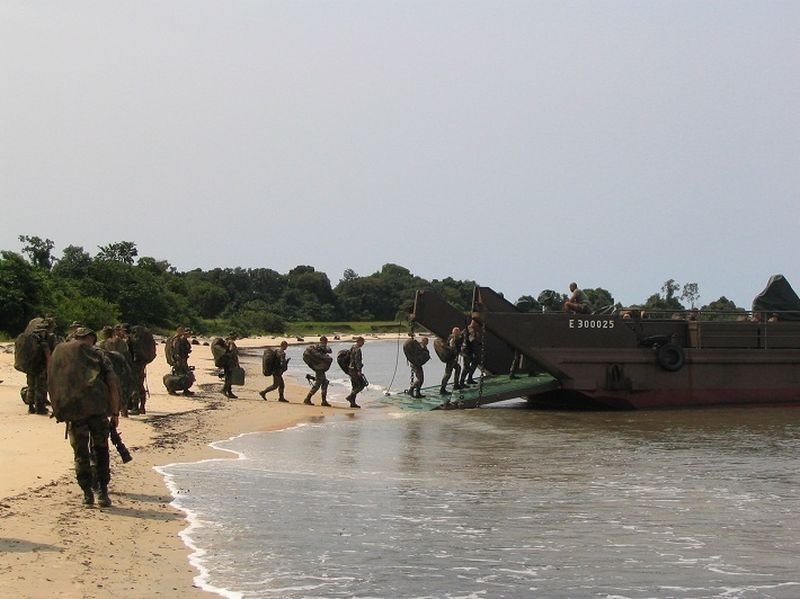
left=382, top=373, right=559, bottom=410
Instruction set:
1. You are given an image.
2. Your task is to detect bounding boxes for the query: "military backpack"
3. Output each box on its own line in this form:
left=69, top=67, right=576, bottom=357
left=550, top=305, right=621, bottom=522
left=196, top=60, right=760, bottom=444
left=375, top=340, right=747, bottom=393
left=48, top=341, right=113, bottom=423
left=262, top=348, right=279, bottom=376
left=13, top=332, right=46, bottom=375
left=210, top=337, right=229, bottom=368
left=336, top=348, right=352, bottom=374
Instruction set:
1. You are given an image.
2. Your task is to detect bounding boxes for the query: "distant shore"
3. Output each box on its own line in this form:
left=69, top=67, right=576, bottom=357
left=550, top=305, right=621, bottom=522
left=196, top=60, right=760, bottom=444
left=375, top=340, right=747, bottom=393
left=0, top=332, right=406, bottom=598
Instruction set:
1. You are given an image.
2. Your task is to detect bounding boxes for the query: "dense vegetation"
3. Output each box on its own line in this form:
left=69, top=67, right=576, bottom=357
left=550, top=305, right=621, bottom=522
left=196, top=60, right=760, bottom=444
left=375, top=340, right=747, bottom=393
left=0, top=236, right=742, bottom=338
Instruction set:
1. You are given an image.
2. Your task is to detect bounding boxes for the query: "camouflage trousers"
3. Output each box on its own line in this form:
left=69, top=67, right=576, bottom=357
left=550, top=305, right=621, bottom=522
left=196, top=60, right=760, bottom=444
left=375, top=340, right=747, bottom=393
left=308, top=370, right=329, bottom=399
left=25, top=370, right=48, bottom=412
left=410, top=364, right=424, bottom=392
left=68, top=415, right=111, bottom=492
left=441, top=359, right=461, bottom=388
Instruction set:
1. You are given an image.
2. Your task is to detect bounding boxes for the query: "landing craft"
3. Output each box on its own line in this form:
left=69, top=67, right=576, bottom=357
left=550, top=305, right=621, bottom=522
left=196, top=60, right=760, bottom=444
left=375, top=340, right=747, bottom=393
left=411, top=274, right=800, bottom=410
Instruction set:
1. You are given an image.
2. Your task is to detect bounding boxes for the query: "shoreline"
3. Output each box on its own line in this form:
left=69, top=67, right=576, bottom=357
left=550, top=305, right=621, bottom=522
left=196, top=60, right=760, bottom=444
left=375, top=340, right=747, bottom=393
left=0, top=333, right=407, bottom=598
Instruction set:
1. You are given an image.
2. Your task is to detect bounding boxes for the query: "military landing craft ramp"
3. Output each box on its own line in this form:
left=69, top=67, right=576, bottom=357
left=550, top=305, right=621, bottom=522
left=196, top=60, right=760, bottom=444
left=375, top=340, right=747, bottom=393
left=382, top=373, right=560, bottom=410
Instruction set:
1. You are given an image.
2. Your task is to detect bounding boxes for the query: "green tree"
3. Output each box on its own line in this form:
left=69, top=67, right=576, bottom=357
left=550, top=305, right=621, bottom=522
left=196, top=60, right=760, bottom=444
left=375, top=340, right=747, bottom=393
left=51, top=245, right=92, bottom=280
left=514, top=295, right=541, bottom=313
left=0, top=251, right=46, bottom=334
left=18, top=235, right=55, bottom=270
left=584, top=287, right=615, bottom=312
left=97, top=241, right=138, bottom=264
left=681, top=282, right=700, bottom=309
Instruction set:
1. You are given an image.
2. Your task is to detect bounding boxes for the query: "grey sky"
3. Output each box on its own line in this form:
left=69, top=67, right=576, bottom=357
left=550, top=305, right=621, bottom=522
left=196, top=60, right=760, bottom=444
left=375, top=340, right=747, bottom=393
left=2, top=1, right=798, bottom=309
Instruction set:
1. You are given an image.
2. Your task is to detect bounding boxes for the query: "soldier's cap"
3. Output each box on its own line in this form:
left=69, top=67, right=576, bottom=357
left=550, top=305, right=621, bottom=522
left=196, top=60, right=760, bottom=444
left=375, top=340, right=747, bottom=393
left=319, top=335, right=328, bottom=343
left=69, top=321, right=84, bottom=328
left=73, top=327, right=97, bottom=339
left=355, top=336, right=365, bottom=343
left=184, top=328, right=193, bottom=334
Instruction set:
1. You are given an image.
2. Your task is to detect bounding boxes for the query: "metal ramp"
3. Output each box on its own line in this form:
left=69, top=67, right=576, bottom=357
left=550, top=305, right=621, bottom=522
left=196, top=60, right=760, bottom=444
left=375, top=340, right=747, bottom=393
left=381, top=373, right=559, bottom=410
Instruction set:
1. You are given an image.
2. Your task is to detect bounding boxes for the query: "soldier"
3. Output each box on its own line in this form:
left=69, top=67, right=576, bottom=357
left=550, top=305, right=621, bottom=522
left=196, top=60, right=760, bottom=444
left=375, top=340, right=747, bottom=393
left=563, top=282, right=591, bottom=314
left=48, top=327, right=120, bottom=508
left=345, top=336, right=366, bottom=409
left=22, top=319, right=55, bottom=415
left=65, top=321, right=84, bottom=341
left=221, top=332, right=240, bottom=399
left=459, top=320, right=480, bottom=387
left=408, top=336, right=430, bottom=398
left=303, top=336, right=332, bottom=406
left=259, top=340, right=289, bottom=402
left=172, top=326, right=195, bottom=397
left=439, top=326, right=463, bottom=396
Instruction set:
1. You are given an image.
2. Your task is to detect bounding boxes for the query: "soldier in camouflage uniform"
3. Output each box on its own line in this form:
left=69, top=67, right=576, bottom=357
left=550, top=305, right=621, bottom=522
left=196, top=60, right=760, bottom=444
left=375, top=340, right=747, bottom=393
left=259, top=340, right=289, bottom=402
left=172, top=326, right=195, bottom=396
left=439, top=326, right=463, bottom=397
left=25, top=319, right=56, bottom=415
left=53, top=327, right=121, bottom=508
left=304, top=336, right=332, bottom=406
left=345, top=336, right=366, bottom=409
left=409, top=336, right=430, bottom=398
left=221, top=332, right=240, bottom=399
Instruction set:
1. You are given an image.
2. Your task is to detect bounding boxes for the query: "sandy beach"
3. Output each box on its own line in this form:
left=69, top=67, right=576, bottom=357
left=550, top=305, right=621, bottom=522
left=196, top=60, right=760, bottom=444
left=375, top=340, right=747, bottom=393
left=0, top=333, right=383, bottom=598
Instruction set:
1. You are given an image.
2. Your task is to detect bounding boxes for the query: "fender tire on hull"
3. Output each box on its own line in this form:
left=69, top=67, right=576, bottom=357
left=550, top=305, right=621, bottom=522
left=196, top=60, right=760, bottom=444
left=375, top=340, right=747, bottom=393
left=656, top=343, right=685, bottom=372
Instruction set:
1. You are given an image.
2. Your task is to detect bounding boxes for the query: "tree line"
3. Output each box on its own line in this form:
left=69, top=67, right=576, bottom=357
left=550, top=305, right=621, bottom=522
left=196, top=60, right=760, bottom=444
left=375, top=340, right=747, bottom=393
left=0, top=236, right=743, bottom=338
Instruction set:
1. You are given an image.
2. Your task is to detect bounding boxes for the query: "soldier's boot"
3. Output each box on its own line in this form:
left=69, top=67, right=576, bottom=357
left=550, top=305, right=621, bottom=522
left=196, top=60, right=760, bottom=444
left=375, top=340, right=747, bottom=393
left=303, top=393, right=314, bottom=405
left=98, top=486, right=112, bottom=508
left=278, top=395, right=289, bottom=403
left=258, top=390, right=268, bottom=400
left=347, top=394, right=361, bottom=409
left=82, top=488, right=95, bottom=507
left=139, top=399, right=146, bottom=415
left=439, top=386, right=451, bottom=395
left=320, top=393, right=331, bottom=407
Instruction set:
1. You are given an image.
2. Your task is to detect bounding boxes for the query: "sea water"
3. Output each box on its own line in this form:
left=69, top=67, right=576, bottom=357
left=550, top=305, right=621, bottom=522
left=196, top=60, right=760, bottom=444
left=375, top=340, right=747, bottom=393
left=158, top=340, right=800, bottom=598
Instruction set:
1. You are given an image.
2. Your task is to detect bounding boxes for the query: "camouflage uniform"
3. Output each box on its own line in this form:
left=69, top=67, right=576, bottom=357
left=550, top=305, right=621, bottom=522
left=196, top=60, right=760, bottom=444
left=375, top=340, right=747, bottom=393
left=459, top=323, right=480, bottom=386
left=408, top=337, right=430, bottom=398
left=221, top=334, right=240, bottom=398
left=25, top=322, right=55, bottom=415
left=304, top=339, right=331, bottom=406
left=440, top=329, right=463, bottom=395
left=54, top=328, right=121, bottom=507
left=260, top=342, right=288, bottom=402
left=345, top=338, right=366, bottom=408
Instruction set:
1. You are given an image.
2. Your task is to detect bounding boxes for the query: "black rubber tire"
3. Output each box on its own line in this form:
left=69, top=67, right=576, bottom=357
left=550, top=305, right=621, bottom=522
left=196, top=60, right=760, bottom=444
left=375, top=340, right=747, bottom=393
left=656, top=343, right=685, bottom=372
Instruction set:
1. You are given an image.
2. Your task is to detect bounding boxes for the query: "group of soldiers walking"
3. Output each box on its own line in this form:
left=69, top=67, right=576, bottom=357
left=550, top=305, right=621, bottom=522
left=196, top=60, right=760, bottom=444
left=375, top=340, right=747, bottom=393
left=165, top=329, right=367, bottom=409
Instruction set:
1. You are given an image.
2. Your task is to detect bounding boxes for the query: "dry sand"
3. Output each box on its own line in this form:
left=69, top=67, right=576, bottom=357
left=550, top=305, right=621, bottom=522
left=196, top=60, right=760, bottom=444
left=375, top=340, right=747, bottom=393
left=0, top=333, right=386, bottom=598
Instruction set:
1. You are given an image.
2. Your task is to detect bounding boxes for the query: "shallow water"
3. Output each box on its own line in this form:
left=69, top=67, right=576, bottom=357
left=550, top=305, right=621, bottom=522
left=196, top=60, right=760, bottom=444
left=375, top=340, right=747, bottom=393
left=160, top=341, right=800, bottom=598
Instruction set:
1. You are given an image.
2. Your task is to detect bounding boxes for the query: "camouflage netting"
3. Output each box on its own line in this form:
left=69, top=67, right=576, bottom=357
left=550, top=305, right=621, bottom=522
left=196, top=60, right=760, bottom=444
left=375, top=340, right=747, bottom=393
left=48, top=342, right=112, bottom=422
left=752, top=274, right=800, bottom=321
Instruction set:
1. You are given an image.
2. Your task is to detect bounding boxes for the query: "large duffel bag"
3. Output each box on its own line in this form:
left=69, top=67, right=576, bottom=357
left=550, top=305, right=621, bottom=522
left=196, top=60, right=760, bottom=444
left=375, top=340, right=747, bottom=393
left=403, top=338, right=431, bottom=368
left=230, top=366, right=246, bottom=386
left=48, top=342, right=112, bottom=423
left=163, top=370, right=196, bottom=393
left=303, top=347, right=332, bottom=372
left=210, top=337, right=229, bottom=368
left=433, top=337, right=455, bottom=363
left=129, top=325, right=157, bottom=364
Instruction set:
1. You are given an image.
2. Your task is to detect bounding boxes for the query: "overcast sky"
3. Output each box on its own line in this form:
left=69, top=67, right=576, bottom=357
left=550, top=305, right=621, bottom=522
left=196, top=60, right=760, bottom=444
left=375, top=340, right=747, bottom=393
left=2, top=1, right=798, bottom=309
